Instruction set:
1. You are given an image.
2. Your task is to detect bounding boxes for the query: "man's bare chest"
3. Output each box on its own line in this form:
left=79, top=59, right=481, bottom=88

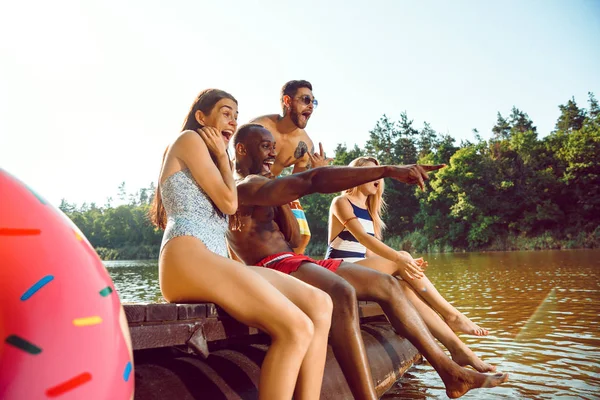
left=276, top=137, right=311, bottom=167
left=231, top=206, right=276, bottom=230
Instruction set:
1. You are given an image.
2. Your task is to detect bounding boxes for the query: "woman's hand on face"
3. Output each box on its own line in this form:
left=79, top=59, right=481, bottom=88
left=396, top=251, right=425, bottom=280
left=198, top=127, right=227, bottom=158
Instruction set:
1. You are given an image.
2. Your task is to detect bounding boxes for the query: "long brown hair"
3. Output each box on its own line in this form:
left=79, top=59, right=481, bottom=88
left=344, top=156, right=387, bottom=239
left=149, top=89, right=238, bottom=229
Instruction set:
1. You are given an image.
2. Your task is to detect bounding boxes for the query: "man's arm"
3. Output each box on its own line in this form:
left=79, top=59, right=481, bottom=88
left=237, top=164, right=444, bottom=207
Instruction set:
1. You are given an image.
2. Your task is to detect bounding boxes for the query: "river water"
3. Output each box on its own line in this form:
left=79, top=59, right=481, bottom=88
left=106, top=249, right=600, bottom=399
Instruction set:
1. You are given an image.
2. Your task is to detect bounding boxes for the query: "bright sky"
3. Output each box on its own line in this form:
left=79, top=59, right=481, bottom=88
left=1, top=0, right=599, bottom=207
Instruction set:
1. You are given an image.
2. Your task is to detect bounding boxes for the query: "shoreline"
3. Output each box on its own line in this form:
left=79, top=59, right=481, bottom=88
left=100, top=245, right=600, bottom=261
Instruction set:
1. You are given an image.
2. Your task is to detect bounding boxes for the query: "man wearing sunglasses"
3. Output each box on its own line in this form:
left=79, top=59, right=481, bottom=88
left=251, top=80, right=333, bottom=254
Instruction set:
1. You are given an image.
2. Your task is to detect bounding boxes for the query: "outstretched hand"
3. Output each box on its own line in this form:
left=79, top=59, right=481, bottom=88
left=308, top=142, right=334, bottom=168
left=391, top=164, right=446, bottom=190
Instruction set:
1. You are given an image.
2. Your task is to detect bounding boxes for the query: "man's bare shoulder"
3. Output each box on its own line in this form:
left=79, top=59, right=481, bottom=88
left=296, top=129, right=314, bottom=146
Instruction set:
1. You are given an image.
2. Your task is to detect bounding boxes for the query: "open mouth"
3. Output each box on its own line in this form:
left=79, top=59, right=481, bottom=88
left=263, top=158, right=275, bottom=174
left=301, top=111, right=312, bottom=120
left=222, top=130, right=234, bottom=141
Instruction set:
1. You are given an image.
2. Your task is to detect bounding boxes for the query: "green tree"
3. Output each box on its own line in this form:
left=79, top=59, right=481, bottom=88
left=59, top=199, right=75, bottom=214
left=61, top=92, right=600, bottom=258
left=509, top=107, right=536, bottom=134
left=492, top=112, right=511, bottom=140
left=418, top=122, right=439, bottom=158
left=587, top=92, right=600, bottom=125
left=364, top=112, right=421, bottom=236
left=364, top=114, right=399, bottom=165
left=332, top=143, right=364, bottom=166
left=556, top=97, right=586, bottom=132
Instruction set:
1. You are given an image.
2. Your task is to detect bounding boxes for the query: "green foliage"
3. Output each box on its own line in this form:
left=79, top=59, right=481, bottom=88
left=331, top=143, right=364, bottom=166
left=305, top=93, right=600, bottom=254
left=556, top=97, right=586, bottom=132
left=60, top=183, right=162, bottom=260
left=301, top=192, right=336, bottom=256
left=62, top=93, right=600, bottom=259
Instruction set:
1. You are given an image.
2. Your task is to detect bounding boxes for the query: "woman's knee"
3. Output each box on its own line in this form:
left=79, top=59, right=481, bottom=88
left=269, top=307, right=315, bottom=347
left=305, top=287, right=333, bottom=328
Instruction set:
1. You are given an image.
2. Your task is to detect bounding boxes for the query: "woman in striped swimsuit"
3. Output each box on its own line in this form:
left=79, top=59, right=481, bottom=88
left=326, top=156, right=495, bottom=372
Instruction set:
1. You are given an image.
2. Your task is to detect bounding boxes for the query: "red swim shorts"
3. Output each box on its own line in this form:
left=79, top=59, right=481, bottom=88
left=256, top=252, right=342, bottom=275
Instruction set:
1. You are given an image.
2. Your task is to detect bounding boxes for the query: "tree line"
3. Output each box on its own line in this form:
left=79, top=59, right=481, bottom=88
left=60, top=93, right=600, bottom=259
left=59, top=183, right=163, bottom=260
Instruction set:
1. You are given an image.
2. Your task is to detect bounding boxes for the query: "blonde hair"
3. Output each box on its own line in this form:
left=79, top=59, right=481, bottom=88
left=345, top=157, right=387, bottom=239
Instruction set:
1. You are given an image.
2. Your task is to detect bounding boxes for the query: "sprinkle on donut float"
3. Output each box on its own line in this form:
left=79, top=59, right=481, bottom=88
left=0, top=169, right=134, bottom=399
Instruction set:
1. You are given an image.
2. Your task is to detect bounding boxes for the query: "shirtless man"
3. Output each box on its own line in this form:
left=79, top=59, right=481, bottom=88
left=227, top=124, right=509, bottom=400
left=251, top=80, right=332, bottom=254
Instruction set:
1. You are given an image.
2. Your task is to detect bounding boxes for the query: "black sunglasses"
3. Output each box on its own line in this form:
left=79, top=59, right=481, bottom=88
left=295, top=95, right=318, bottom=108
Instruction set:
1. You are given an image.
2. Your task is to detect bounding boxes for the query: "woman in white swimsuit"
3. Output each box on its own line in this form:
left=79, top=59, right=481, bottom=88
left=150, top=89, right=333, bottom=400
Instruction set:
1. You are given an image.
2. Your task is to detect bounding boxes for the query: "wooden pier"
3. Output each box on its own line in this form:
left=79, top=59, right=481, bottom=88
left=126, top=301, right=421, bottom=399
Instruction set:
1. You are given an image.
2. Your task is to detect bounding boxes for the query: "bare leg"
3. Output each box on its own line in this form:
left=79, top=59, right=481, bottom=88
left=252, top=267, right=333, bottom=400
left=405, top=262, right=488, bottom=336
left=397, top=280, right=495, bottom=372
left=160, top=237, right=318, bottom=400
left=291, top=263, right=378, bottom=400
left=357, top=255, right=488, bottom=336
left=336, top=262, right=508, bottom=399
left=355, top=257, right=492, bottom=370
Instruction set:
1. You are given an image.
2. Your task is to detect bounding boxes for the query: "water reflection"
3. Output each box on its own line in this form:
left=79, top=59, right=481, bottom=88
left=386, top=250, right=600, bottom=399
left=105, top=250, right=600, bottom=399
left=104, top=259, right=163, bottom=303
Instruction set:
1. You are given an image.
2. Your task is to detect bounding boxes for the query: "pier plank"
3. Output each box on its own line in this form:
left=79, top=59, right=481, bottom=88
left=126, top=301, right=386, bottom=351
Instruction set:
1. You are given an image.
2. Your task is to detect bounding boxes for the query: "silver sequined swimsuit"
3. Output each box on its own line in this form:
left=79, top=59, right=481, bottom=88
left=160, top=169, right=229, bottom=256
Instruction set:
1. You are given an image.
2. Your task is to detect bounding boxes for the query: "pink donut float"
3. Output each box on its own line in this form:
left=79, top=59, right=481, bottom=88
left=0, top=169, right=134, bottom=399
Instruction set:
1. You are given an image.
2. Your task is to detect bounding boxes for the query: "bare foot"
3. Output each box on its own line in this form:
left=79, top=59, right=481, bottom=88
left=451, top=349, right=496, bottom=372
left=446, top=313, right=489, bottom=336
left=444, top=369, right=509, bottom=399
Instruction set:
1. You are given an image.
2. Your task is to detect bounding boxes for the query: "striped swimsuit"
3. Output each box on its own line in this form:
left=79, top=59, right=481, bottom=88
left=325, top=200, right=374, bottom=262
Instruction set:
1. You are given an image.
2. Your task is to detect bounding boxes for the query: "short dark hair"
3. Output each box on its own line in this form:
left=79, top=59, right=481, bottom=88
left=233, top=123, right=266, bottom=147
left=281, top=80, right=313, bottom=104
